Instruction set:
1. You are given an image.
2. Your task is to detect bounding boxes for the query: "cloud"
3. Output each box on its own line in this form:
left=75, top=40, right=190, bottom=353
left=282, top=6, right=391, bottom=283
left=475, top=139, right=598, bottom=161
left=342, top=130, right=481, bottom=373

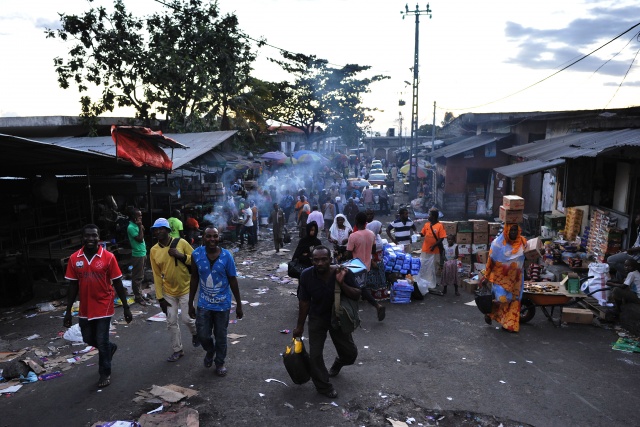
left=604, top=80, right=640, bottom=87
left=504, top=4, right=640, bottom=75
left=35, top=17, right=62, bottom=31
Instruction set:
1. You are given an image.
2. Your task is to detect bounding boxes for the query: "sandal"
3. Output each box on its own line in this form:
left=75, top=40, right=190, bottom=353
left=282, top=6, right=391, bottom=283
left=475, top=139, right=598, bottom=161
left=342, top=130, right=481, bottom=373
left=215, top=365, right=227, bottom=377
left=320, top=389, right=338, bottom=398
left=110, top=343, right=118, bottom=359
left=376, top=305, right=386, bottom=322
left=167, top=350, right=184, bottom=362
left=204, top=352, right=214, bottom=368
left=98, top=375, right=111, bottom=388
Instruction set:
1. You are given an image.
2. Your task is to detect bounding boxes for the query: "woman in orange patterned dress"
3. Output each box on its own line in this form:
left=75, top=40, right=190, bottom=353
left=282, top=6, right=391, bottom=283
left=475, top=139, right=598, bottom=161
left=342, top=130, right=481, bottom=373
left=482, top=223, right=527, bottom=332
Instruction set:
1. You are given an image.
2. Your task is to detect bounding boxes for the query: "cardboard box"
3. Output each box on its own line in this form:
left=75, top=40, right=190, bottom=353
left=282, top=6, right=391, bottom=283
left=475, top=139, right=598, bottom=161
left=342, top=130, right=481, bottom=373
left=457, top=221, right=473, bottom=233
left=472, top=243, right=488, bottom=254
left=475, top=250, right=489, bottom=263
left=473, top=262, right=485, bottom=273
left=561, top=308, right=593, bottom=324
left=458, top=244, right=471, bottom=255
left=456, top=232, right=473, bottom=244
left=460, top=254, right=472, bottom=264
left=440, top=221, right=458, bottom=235
left=499, top=206, right=524, bottom=223
left=470, top=219, right=488, bottom=233
left=489, top=222, right=502, bottom=235
left=473, top=232, right=488, bottom=244
left=503, top=195, right=525, bottom=210
left=462, top=278, right=479, bottom=294
left=524, top=237, right=542, bottom=261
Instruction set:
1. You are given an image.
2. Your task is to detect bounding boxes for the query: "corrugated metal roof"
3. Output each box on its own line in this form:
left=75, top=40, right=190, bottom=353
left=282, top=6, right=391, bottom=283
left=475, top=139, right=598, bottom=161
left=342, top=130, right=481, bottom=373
left=429, top=133, right=512, bottom=158
left=0, top=130, right=237, bottom=177
left=33, top=131, right=236, bottom=170
left=494, top=159, right=566, bottom=178
left=502, top=128, right=640, bottom=161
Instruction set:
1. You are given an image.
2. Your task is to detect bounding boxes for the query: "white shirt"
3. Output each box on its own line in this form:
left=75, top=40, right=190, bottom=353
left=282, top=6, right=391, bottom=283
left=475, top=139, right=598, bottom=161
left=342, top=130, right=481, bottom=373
left=624, top=270, right=640, bottom=298
left=307, top=210, right=324, bottom=227
left=243, top=207, right=253, bottom=227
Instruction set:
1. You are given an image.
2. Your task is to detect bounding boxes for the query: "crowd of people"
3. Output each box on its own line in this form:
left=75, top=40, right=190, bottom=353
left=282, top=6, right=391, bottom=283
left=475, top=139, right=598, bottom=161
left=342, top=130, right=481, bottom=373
left=63, top=153, right=640, bottom=399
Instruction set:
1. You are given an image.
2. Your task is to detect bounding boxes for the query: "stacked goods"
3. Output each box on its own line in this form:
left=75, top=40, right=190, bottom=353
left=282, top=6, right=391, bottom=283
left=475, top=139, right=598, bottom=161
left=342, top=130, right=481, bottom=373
left=587, top=209, right=622, bottom=262
left=544, top=213, right=566, bottom=231
left=383, top=245, right=421, bottom=275
left=390, top=280, right=414, bottom=304
left=527, top=263, right=542, bottom=281
left=499, top=196, right=524, bottom=223
left=564, top=207, right=584, bottom=241
left=440, top=221, right=457, bottom=236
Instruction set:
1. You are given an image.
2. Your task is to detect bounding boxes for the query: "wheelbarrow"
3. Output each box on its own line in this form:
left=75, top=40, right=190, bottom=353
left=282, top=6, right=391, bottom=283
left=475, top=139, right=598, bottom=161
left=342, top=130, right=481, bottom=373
left=520, top=276, right=607, bottom=327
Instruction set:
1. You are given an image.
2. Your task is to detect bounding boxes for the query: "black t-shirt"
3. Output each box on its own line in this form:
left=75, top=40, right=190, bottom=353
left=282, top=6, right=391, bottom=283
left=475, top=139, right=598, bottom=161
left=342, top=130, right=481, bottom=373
left=298, top=267, right=358, bottom=320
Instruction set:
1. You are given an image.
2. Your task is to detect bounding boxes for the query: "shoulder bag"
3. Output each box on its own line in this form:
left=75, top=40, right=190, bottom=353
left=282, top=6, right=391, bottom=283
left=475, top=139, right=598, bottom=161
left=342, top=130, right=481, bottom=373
left=331, top=280, right=361, bottom=334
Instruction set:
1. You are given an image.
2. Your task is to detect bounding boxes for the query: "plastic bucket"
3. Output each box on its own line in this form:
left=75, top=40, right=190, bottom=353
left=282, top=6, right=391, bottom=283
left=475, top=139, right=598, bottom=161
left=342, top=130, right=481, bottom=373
left=260, top=216, right=268, bottom=225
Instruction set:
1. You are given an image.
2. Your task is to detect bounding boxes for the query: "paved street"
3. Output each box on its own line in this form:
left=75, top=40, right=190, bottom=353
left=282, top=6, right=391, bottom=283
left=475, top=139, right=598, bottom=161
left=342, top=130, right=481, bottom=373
left=1, top=227, right=638, bottom=427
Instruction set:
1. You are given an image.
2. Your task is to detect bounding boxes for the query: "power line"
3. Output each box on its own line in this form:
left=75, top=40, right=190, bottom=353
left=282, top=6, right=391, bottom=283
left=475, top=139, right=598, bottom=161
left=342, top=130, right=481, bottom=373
left=437, top=21, right=640, bottom=112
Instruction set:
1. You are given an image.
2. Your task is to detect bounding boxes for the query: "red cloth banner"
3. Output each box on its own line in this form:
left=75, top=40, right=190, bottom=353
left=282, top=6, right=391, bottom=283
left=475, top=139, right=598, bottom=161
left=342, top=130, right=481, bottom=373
left=111, top=126, right=173, bottom=170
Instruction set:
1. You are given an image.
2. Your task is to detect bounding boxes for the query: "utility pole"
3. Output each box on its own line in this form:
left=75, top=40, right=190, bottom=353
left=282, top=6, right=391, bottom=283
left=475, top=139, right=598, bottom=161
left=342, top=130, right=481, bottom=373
left=431, top=101, right=437, bottom=206
left=402, top=3, right=432, bottom=200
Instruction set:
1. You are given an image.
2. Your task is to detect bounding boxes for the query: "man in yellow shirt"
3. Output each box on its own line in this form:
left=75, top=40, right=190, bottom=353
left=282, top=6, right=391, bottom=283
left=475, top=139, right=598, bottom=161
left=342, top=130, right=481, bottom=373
left=149, top=218, right=198, bottom=362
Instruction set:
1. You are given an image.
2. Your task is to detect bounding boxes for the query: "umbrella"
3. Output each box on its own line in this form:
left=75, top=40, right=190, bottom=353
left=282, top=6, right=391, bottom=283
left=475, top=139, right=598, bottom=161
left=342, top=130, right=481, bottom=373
left=297, top=153, right=329, bottom=163
left=278, top=156, right=297, bottom=165
left=400, top=163, right=428, bottom=178
left=260, top=151, right=287, bottom=161
left=349, top=178, right=371, bottom=188
left=292, top=150, right=317, bottom=159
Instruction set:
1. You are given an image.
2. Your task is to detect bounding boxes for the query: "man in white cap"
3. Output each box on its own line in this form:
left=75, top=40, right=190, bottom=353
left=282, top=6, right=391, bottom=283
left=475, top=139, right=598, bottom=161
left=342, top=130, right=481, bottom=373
left=149, top=218, right=198, bottom=362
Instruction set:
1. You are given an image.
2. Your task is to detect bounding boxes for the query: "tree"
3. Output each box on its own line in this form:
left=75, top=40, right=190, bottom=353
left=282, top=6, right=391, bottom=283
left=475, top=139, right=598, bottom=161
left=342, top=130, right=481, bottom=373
left=46, top=0, right=256, bottom=133
left=417, top=123, right=439, bottom=137
left=441, top=111, right=456, bottom=126
left=267, top=52, right=388, bottom=146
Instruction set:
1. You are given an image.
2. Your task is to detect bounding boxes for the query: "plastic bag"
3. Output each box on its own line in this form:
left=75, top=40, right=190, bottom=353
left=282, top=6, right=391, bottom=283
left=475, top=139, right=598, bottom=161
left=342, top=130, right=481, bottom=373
left=282, top=338, right=311, bottom=385
left=63, top=324, right=84, bottom=343
left=584, top=263, right=610, bottom=305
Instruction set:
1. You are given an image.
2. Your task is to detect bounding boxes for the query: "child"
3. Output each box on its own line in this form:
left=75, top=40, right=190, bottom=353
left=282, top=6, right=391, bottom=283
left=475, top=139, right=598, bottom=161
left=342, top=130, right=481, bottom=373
left=607, top=258, right=640, bottom=317
left=441, top=234, right=460, bottom=296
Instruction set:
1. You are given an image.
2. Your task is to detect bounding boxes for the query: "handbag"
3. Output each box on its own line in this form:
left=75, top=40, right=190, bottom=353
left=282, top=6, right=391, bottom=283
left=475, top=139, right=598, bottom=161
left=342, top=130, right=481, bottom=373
left=287, top=259, right=305, bottom=279
left=282, top=337, right=311, bottom=385
left=331, top=280, right=361, bottom=334
left=474, top=280, right=494, bottom=314
left=283, top=226, right=291, bottom=244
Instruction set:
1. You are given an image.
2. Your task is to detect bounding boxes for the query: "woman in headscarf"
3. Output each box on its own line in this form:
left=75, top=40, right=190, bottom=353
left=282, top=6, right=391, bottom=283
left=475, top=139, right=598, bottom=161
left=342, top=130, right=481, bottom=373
left=328, top=214, right=352, bottom=264
left=482, top=223, right=527, bottom=332
left=299, top=203, right=311, bottom=238
left=291, top=221, right=322, bottom=269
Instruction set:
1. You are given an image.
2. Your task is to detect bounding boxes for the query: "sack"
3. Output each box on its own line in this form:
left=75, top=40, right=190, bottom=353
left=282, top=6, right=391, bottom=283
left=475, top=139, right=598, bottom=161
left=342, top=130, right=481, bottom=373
left=283, top=227, right=292, bottom=244
left=282, top=338, right=311, bottom=384
left=331, top=280, right=361, bottom=334
left=287, top=259, right=305, bottom=279
left=475, top=281, right=494, bottom=314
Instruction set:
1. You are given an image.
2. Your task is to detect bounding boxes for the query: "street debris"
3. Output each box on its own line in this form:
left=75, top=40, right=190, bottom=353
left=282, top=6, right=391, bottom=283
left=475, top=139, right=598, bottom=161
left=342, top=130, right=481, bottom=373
left=265, top=378, right=288, bottom=387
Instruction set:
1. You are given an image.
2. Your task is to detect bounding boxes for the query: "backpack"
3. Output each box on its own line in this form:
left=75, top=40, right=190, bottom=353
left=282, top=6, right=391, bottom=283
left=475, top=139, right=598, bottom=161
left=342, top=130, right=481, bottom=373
left=169, top=238, right=192, bottom=273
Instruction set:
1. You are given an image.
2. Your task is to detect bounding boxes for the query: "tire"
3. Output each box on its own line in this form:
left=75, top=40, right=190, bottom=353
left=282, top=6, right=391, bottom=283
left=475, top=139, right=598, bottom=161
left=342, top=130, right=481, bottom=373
left=520, top=297, right=536, bottom=323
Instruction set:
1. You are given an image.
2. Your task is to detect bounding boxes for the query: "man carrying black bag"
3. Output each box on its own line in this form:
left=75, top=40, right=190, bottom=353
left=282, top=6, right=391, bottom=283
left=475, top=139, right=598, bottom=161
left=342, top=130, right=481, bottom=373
left=292, top=245, right=361, bottom=399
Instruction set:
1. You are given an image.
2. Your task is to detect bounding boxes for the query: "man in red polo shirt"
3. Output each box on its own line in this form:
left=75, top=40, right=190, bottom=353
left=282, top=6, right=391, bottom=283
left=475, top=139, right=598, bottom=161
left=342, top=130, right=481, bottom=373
left=64, top=224, right=132, bottom=388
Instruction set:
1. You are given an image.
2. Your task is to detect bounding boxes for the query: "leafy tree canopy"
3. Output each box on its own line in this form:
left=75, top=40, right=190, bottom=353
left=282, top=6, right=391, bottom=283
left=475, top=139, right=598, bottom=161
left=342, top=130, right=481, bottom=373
left=267, top=51, right=389, bottom=146
left=46, top=0, right=256, bottom=133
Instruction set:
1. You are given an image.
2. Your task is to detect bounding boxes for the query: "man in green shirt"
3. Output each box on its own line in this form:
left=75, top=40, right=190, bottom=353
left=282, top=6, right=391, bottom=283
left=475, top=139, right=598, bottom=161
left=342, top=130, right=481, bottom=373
left=127, top=208, right=149, bottom=306
left=168, top=209, right=184, bottom=239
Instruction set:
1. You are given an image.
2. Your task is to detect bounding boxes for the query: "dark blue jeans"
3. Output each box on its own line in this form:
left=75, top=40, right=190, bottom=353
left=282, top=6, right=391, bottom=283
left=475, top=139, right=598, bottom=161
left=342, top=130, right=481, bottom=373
left=79, top=317, right=114, bottom=377
left=196, top=309, right=230, bottom=367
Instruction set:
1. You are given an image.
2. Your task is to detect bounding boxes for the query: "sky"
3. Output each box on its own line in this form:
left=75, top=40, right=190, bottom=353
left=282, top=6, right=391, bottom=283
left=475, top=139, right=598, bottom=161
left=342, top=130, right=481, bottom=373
left=1, top=0, right=639, bottom=135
